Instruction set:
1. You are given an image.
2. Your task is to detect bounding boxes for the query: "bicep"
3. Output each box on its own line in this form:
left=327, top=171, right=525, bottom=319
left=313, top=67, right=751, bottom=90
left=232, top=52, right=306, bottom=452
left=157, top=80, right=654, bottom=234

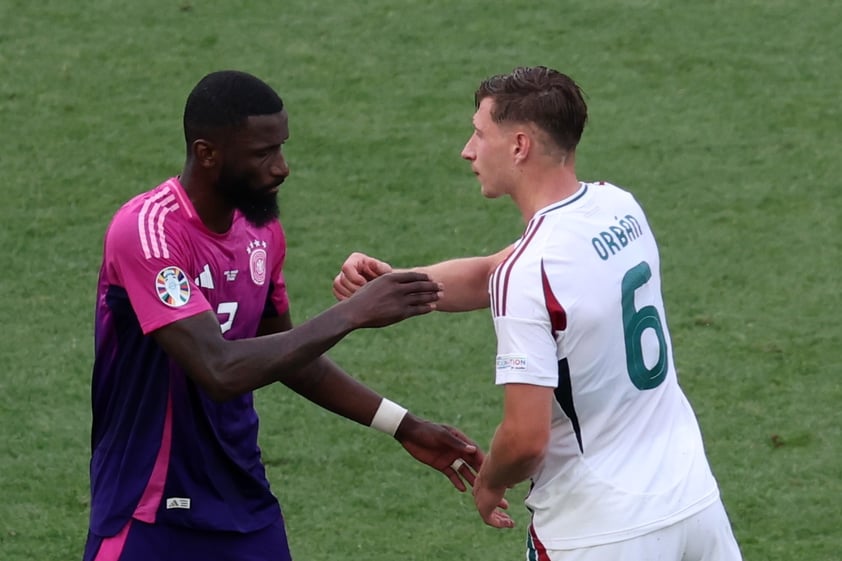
left=150, top=311, right=229, bottom=387
left=501, top=383, right=554, bottom=444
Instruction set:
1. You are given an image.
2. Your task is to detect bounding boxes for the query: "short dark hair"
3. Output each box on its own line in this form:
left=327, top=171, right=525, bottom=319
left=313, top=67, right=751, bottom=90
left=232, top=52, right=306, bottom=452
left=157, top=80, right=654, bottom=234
left=475, top=66, right=588, bottom=152
left=183, top=70, right=284, bottom=145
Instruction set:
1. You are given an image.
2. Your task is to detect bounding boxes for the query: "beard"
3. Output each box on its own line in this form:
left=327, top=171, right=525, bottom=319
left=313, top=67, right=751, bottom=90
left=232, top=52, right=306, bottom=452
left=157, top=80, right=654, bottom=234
left=216, top=169, right=281, bottom=227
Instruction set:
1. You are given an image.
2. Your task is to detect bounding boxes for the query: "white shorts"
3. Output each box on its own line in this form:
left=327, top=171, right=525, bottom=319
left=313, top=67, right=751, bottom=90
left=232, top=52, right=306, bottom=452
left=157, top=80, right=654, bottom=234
left=529, top=499, right=742, bottom=561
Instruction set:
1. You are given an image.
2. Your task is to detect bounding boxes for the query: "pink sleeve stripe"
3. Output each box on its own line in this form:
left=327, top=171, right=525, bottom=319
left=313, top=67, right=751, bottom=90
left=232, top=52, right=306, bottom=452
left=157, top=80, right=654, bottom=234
left=93, top=519, right=133, bottom=561
left=492, top=216, right=545, bottom=317
left=131, top=390, right=174, bottom=523
left=137, top=187, right=179, bottom=260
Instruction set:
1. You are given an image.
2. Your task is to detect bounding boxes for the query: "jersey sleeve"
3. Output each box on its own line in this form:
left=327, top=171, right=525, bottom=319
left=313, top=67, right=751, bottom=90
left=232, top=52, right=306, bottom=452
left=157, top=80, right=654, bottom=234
left=104, top=209, right=212, bottom=334
left=263, top=221, right=289, bottom=317
left=493, top=254, right=561, bottom=388
left=494, top=316, right=560, bottom=387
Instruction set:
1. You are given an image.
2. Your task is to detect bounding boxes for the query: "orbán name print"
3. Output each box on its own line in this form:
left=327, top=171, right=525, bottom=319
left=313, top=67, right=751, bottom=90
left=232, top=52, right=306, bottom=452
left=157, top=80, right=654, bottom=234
left=591, top=214, right=644, bottom=261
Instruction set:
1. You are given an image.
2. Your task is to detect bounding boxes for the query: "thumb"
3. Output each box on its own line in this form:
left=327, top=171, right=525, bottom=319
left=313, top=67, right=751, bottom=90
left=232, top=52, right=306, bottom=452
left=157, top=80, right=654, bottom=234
left=361, top=259, right=392, bottom=281
left=370, top=259, right=393, bottom=275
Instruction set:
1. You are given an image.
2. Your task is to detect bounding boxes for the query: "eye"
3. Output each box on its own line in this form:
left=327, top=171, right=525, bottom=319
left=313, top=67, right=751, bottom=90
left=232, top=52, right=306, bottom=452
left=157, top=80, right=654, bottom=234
left=255, top=147, right=280, bottom=158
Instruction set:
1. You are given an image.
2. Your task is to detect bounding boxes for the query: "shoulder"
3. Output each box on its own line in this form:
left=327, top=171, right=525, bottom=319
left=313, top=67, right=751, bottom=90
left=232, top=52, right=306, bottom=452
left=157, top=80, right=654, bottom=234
left=106, top=180, right=190, bottom=257
left=266, top=219, right=286, bottom=246
left=259, top=220, right=287, bottom=266
left=590, top=181, right=647, bottom=214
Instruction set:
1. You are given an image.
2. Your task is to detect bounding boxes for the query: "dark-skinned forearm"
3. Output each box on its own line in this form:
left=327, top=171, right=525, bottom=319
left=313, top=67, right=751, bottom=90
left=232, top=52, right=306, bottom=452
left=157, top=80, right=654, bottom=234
left=155, top=302, right=363, bottom=401
left=281, top=355, right=387, bottom=426
left=216, top=306, right=364, bottom=398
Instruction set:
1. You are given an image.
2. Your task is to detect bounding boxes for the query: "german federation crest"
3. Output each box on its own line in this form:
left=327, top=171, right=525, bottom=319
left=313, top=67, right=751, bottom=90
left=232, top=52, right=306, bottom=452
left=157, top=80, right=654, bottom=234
left=247, top=240, right=267, bottom=285
left=156, top=266, right=191, bottom=307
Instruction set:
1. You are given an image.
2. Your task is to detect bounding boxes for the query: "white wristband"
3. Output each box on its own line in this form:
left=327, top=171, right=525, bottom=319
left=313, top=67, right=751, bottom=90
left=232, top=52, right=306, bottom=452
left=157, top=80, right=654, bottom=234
left=370, top=398, right=408, bottom=436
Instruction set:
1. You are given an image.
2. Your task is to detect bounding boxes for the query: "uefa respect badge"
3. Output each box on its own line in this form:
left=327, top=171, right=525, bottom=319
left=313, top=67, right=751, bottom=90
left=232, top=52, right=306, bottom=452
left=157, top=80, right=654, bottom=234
left=496, top=354, right=528, bottom=372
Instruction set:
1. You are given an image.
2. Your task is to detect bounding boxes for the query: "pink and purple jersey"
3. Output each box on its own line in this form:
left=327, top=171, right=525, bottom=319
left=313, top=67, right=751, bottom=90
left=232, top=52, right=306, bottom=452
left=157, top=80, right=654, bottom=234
left=90, top=177, right=289, bottom=537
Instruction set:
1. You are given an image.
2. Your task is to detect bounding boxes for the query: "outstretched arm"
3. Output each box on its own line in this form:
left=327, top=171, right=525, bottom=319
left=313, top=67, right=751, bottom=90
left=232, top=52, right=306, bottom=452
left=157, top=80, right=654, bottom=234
left=152, top=272, right=440, bottom=402
left=333, top=246, right=513, bottom=312
left=256, top=312, right=490, bottom=493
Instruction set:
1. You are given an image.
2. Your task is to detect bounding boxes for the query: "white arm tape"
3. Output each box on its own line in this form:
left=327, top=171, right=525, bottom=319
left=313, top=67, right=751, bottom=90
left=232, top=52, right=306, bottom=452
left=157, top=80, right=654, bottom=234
left=370, top=398, right=408, bottom=436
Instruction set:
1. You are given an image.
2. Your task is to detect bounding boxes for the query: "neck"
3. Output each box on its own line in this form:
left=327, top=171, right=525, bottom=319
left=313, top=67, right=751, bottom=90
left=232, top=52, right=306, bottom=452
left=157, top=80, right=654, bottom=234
left=179, top=166, right=236, bottom=234
left=511, top=164, right=581, bottom=223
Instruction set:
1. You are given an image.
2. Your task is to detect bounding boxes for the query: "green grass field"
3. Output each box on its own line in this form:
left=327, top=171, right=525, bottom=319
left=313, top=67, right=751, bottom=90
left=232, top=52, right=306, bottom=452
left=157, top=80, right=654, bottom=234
left=1, top=0, right=840, bottom=559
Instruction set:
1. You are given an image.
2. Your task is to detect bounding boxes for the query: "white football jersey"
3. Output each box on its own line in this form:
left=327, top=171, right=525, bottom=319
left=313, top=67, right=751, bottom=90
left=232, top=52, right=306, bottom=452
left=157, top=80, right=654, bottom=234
left=490, top=182, right=720, bottom=550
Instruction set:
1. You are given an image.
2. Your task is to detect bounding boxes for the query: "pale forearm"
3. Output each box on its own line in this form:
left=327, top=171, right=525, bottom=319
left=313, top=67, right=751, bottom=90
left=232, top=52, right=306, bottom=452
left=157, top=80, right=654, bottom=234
left=409, top=256, right=493, bottom=312
left=481, top=424, right=545, bottom=489
left=407, top=246, right=512, bottom=312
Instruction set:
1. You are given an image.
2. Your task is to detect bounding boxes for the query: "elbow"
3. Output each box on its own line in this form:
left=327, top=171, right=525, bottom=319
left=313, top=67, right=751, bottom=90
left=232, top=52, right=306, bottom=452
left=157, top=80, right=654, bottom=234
left=516, top=439, right=548, bottom=467
left=199, top=371, right=240, bottom=402
left=502, top=424, right=549, bottom=467
left=194, top=359, right=246, bottom=402
left=203, top=378, right=240, bottom=402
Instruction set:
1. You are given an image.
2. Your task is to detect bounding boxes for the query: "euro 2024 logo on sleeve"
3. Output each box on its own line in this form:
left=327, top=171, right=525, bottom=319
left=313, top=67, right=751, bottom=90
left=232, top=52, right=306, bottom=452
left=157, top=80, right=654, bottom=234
left=156, top=266, right=191, bottom=307
left=247, top=240, right=267, bottom=285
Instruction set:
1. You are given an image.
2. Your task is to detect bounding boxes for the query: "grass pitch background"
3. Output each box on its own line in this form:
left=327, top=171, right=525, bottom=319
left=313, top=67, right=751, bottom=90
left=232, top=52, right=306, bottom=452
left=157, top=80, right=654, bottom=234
left=1, top=0, right=840, bottom=559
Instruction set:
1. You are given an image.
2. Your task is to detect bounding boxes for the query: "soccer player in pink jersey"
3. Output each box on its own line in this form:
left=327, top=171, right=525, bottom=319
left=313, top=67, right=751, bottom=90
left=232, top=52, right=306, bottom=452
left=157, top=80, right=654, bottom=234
left=333, top=67, right=743, bottom=560
left=84, top=70, right=489, bottom=561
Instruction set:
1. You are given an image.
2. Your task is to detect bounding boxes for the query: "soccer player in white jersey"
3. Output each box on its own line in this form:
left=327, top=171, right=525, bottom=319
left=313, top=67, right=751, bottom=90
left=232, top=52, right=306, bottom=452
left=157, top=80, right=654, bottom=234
left=333, top=66, right=743, bottom=560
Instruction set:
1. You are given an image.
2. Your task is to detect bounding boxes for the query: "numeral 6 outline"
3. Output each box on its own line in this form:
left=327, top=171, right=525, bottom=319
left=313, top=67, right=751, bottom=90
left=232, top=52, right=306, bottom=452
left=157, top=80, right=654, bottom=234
left=621, top=262, right=669, bottom=390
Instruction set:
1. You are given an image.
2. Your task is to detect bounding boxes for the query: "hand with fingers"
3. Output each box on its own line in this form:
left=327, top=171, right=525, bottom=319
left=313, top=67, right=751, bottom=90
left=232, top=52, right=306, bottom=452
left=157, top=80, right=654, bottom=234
left=341, top=271, right=442, bottom=328
left=333, top=252, right=392, bottom=301
left=473, top=474, right=515, bottom=529
left=393, top=417, right=510, bottom=515
left=394, top=417, right=484, bottom=492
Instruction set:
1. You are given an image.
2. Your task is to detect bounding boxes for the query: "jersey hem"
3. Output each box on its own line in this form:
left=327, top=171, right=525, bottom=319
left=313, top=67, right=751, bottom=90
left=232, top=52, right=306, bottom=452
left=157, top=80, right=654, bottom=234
left=535, top=489, right=720, bottom=550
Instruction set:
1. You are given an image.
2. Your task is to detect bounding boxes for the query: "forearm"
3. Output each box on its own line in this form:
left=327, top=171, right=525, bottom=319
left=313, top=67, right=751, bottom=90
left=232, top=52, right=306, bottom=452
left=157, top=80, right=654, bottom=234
left=156, top=304, right=360, bottom=401
left=480, top=423, right=545, bottom=489
left=222, top=305, right=368, bottom=395
left=281, top=355, right=385, bottom=426
left=408, top=256, right=495, bottom=312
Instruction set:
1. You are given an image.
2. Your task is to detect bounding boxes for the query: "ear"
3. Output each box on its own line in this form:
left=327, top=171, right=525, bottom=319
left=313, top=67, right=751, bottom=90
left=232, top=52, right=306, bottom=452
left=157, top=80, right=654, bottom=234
left=193, top=139, right=219, bottom=169
left=512, top=131, right=531, bottom=164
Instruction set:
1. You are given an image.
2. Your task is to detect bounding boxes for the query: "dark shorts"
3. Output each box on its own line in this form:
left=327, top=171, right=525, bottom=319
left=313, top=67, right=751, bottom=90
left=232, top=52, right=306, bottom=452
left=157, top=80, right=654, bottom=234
left=83, top=517, right=291, bottom=561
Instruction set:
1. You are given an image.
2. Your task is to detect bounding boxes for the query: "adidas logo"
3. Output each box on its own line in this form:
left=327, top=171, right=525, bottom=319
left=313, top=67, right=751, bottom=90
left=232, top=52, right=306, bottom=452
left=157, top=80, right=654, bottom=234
left=165, top=497, right=191, bottom=510
left=194, top=264, right=214, bottom=289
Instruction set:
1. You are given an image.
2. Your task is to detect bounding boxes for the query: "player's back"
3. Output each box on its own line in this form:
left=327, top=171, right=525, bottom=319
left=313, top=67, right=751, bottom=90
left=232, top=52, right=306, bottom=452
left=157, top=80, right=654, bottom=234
left=494, top=182, right=720, bottom=548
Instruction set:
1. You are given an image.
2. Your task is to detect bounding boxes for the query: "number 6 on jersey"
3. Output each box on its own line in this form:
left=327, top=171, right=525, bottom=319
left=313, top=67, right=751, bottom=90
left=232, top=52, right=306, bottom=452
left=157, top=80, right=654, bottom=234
left=621, top=261, right=669, bottom=390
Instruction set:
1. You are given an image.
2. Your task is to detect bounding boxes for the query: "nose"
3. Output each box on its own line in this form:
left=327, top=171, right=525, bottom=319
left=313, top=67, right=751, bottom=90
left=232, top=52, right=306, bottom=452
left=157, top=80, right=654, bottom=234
left=271, top=152, right=290, bottom=179
left=460, top=137, right=475, bottom=161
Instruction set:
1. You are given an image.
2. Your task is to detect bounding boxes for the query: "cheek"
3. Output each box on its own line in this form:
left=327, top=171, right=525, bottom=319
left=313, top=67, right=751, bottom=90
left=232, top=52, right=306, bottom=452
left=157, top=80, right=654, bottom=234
left=476, top=143, right=494, bottom=165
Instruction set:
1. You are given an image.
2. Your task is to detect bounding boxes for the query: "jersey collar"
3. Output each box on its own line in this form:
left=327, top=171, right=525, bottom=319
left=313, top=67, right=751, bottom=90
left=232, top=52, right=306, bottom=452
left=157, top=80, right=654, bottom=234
left=536, top=182, right=589, bottom=217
